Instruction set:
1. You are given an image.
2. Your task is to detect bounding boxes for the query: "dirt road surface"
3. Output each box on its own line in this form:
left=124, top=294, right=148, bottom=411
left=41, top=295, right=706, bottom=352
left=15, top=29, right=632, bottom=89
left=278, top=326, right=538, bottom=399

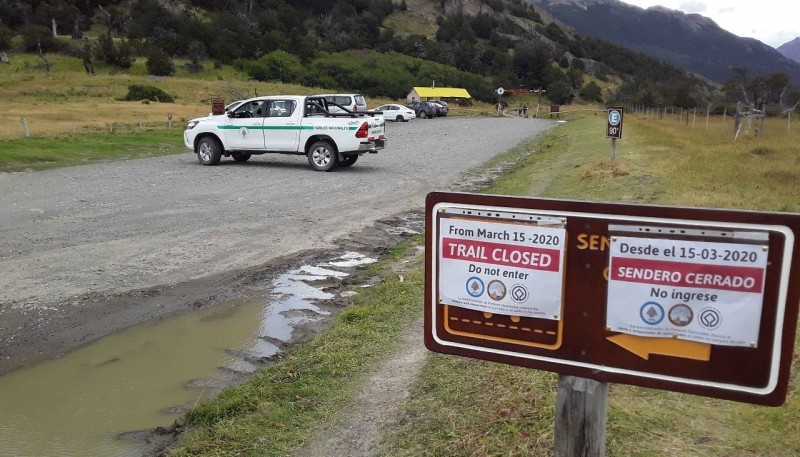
left=0, top=116, right=553, bottom=375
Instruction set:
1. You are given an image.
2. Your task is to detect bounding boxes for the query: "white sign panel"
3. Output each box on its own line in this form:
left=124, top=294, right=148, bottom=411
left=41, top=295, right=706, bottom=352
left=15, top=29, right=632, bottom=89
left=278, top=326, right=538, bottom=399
left=438, top=217, right=566, bottom=319
left=607, top=236, right=768, bottom=347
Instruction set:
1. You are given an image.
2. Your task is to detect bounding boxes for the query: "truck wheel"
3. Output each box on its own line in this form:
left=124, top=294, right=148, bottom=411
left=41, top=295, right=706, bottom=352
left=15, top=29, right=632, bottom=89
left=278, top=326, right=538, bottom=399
left=340, top=155, right=358, bottom=167
left=196, top=136, right=222, bottom=165
left=307, top=141, right=338, bottom=172
left=231, top=152, right=251, bottom=162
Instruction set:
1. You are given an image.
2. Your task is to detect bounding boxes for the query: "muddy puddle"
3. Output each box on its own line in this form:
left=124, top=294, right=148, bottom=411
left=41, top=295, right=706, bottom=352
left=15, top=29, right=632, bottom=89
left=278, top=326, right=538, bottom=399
left=0, top=251, right=377, bottom=457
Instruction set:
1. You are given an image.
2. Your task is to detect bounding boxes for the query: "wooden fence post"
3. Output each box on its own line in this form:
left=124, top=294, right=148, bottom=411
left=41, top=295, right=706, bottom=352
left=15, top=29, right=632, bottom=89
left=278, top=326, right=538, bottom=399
left=555, top=375, right=609, bottom=457
left=722, top=107, right=727, bottom=130
left=20, top=117, right=30, bottom=138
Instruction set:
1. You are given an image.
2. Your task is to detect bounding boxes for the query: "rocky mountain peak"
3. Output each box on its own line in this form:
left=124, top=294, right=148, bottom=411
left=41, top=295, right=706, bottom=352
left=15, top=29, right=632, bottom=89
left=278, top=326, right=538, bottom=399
left=777, top=37, right=800, bottom=63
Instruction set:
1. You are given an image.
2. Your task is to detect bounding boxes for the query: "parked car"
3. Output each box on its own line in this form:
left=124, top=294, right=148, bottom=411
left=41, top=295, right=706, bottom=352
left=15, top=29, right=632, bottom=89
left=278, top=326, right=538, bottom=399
left=429, top=100, right=449, bottom=117
left=406, top=101, right=437, bottom=119
left=375, top=104, right=416, bottom=122
left=314, top=94, right=368, bottom=114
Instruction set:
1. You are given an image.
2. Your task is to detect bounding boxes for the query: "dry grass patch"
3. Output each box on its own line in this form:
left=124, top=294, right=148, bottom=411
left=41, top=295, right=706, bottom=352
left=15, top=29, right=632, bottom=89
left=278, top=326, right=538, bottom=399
left=0, top=58, right=328, bottom=139
left=582, top=159, right=631, bottom=178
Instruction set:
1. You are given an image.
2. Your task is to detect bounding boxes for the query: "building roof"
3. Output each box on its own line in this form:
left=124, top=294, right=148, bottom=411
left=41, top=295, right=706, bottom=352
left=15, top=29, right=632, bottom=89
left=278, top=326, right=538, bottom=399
left=411, top=87, right=472, bottom=98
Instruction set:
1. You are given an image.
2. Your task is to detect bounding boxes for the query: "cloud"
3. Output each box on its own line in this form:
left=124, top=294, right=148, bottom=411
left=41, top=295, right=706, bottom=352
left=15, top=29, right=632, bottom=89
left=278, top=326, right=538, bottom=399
left=718, top=6, right=735, bottom=14
left=679, top=1, right=707, bottom=13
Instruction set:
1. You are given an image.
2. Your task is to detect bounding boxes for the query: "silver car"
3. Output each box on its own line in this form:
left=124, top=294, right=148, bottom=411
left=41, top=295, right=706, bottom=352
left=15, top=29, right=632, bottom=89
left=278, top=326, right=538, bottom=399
left=314, top=94, right=368, bottom=114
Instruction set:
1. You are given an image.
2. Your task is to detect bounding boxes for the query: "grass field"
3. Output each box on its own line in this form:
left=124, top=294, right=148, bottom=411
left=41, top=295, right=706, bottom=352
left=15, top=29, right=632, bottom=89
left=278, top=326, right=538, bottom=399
left=381, top=114, right=800, bottom=457
left=169, top=113, right=800, bottom=456
left=0, top=53, right=495, bottom=142
left=4, top=60, right=798, bottom=455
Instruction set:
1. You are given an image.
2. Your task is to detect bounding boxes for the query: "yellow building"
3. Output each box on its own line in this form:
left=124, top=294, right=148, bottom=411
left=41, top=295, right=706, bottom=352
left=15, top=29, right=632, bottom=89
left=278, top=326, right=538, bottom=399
left=406, top=87, right=472, bottom=103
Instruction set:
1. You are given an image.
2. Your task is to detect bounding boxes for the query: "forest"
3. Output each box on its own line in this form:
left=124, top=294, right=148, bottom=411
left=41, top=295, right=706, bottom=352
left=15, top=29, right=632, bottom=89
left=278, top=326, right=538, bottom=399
left=0, top=0, right=796, bottom=108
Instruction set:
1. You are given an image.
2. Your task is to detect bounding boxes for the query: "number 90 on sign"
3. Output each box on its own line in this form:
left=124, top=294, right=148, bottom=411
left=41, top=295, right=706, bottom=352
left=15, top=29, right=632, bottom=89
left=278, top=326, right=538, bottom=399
left=606, top=107, right=623, bottom=138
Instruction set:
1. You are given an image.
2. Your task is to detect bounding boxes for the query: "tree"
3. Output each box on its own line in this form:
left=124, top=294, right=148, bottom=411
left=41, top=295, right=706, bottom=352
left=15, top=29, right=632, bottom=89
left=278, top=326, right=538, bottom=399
left=765, top=72, right=791, bottom=104
left=0, top=26, right=12, bottom=50
left=185, top=41, right=207, bottom=73
left=579, top=81, right=603, bottom=102
left=146, top=47, right=174, bottom=76
left=546, top=67, right=573, bottom=104
left=242, top=50, right=304, bottom=82
left=0, top=1, right=32, bottom=30
left=32, top=1, right=82, bottom=36
left=21, top=24, right=62, bottom=53
left=95, top=32, right=134, bottom=68
left=513, top=41, right=552, bottom=88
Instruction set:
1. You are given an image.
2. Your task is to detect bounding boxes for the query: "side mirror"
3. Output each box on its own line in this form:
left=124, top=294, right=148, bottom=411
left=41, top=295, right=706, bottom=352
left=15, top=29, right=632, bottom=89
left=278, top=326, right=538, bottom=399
left=227, top=111, right=235, bottom=118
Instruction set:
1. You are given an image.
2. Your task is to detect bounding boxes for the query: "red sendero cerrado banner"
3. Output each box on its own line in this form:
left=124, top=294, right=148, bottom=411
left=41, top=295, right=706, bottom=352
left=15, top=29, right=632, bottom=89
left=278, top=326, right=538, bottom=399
left=610, top=257, right=765, bottom=293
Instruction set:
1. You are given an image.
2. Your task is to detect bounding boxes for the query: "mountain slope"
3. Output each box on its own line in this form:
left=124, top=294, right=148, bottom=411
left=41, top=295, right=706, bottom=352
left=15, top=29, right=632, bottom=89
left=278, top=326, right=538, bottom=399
left=527, top=0, right=800, bottom=85
left=778, top=38, right=800, bottom=63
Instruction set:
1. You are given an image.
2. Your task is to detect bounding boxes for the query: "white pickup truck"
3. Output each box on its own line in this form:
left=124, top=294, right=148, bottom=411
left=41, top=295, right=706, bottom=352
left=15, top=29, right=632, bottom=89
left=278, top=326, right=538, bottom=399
left=184, top=95, right=386, bottom=171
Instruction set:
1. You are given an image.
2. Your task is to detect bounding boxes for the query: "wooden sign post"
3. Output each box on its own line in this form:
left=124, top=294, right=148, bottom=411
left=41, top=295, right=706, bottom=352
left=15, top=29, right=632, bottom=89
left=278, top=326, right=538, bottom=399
left=425, top=192, right=800, bottom=454
left=555, top=376, right=608, bottom=457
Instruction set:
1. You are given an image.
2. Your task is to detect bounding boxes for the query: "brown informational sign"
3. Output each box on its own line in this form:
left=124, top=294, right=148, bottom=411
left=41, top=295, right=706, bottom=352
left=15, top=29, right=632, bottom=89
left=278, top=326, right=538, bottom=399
left=424, top=192, right=800, bottom=405
left=607, top=106, right=623, bottom=138
left=211, top=97, right=225, bottom=116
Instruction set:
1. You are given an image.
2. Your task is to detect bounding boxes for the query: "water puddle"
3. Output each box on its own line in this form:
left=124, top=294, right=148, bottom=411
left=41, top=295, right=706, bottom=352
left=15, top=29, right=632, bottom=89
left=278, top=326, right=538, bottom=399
left=0, top=251, right=376, bottom=457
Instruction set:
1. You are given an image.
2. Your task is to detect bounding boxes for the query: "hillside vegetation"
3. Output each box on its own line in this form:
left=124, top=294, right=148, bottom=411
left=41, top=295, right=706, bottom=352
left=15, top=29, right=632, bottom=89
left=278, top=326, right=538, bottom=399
left=0, top=0, right=739, bottom=108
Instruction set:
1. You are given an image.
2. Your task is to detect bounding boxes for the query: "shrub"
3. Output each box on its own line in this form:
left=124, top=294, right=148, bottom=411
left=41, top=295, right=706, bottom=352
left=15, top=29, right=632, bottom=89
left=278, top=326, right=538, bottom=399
left=0, top=27, right=12, bottom=50
left=579, top=81, right=604, bottom=102
left=240, top=50, right=304, bottom=82
left=122, top=84, right=175, bottom=103
left=95, top=33, right=134, bottom=69
left=21, top=25, right=63, bottom=53
left=145, top=47, right=174, bottom=76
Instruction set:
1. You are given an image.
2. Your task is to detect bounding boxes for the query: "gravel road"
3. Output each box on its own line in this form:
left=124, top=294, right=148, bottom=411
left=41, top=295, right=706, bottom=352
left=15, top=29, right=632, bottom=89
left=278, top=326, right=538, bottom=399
left=0, top=116, right=553, bottom=373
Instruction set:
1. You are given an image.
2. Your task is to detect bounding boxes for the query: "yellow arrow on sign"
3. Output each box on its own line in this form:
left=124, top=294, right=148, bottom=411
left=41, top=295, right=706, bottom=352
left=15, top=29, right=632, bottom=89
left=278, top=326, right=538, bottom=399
left=607, top=334, right=711, bottom=361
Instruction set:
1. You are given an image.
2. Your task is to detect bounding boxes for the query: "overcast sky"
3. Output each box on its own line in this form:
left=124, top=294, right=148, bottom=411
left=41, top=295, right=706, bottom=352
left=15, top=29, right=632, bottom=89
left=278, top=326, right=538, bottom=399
left=619, top=0, right=799, bottom=48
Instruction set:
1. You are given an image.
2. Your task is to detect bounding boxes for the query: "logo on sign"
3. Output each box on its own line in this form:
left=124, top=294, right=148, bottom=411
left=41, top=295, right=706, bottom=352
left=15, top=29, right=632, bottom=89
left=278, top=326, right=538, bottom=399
left=668, top=304, right=694, bottom=327
left=608, top=110, right=621, bottom=126
left=510, top=284, right=529, bottom=303
left=466, top=277, right=485, bottom=297
left=639, top=301, right=665, bottom=325
left=699, top=308, right=722, bottom=330
left=487, top=280, right=507, bottom=301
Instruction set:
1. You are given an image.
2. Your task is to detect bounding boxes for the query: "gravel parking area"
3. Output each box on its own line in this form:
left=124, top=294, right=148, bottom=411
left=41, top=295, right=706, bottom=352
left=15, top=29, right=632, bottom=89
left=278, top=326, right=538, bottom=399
left=0, top=116, right=554, bottom=373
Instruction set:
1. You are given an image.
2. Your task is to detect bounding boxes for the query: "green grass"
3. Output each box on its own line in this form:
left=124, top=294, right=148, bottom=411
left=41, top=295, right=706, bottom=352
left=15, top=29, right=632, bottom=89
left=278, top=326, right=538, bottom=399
left=170, top=241, right=424, bottom=456
left=0, top=127, right=183, bottom=172
left=165, top=113, right=800, bottom=456
left=385, top=357, right=559, bottom=456
left=379, top=113, right=800, bottom=457
left=5, top=98, right=788, bottom=455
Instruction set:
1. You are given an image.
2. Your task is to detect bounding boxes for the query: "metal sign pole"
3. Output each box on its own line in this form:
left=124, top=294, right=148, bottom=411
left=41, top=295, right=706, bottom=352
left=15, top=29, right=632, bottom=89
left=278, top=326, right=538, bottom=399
left=611, top=137, right=617, bottom=162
